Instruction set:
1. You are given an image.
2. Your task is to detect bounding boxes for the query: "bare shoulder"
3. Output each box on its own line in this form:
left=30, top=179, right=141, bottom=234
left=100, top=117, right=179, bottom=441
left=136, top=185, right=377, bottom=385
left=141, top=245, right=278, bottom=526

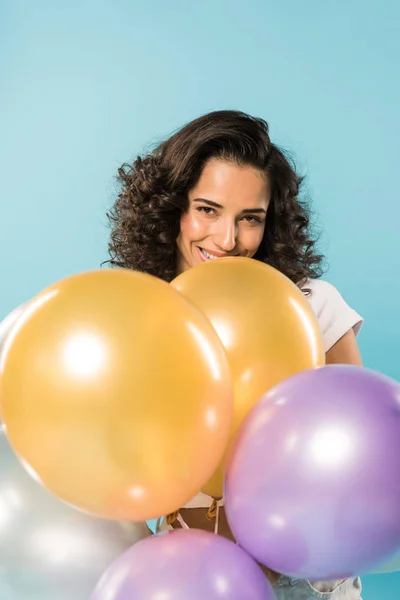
left=326, top=328, right=363, bottom=365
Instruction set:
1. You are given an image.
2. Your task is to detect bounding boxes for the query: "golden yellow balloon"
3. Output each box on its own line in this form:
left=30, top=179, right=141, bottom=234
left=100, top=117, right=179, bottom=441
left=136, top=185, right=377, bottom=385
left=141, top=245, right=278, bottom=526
left=0, top=269, right=233, bottom=520
left=172, top=257, right=325, bottom=497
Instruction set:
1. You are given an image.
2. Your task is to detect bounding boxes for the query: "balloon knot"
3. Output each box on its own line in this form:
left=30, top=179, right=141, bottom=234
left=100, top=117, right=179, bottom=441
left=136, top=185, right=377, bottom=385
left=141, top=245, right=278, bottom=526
left=207, top=497, right=222, bottom=521
left=166, top=511, right=179, bottom=526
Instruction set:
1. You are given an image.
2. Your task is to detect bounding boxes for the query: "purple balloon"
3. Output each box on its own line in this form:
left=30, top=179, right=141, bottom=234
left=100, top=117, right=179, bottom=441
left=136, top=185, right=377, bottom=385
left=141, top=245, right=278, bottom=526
left=224, top=365, right=400, bottom=580
left=91, top=529, right=275, bottom=600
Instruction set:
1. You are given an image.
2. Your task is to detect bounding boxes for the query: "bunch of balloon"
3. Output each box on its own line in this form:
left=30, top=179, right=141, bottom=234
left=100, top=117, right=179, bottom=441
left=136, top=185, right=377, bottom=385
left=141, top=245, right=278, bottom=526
left=0, top=268, right=233, bottom=523
left=224, top=365, right=400, bottom=580
left=172, top=257, right=325, bottom=498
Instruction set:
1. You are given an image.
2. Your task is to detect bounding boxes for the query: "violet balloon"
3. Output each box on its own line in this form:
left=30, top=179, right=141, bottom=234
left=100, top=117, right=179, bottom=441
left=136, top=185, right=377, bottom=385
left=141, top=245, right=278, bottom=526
left=91, top=529, right=275, bottom=600
left=224, top=365, right=400, bottom=580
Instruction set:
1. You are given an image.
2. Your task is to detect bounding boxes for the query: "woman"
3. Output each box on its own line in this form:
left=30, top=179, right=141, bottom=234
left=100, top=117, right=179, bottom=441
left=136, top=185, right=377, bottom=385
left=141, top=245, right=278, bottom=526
left=106, top=110, right=363, bottom=599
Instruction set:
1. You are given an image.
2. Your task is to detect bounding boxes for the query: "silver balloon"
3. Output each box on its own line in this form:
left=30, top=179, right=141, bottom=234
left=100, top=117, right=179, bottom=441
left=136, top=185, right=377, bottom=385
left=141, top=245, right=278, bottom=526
left=0, top=428, right=151, bottom=599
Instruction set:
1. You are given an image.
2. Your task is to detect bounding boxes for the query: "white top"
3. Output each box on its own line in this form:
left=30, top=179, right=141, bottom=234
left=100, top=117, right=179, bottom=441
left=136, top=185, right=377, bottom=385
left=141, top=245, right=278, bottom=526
left=183, top=278, right=363, bottom=509
left=305, top=279, right=363, bottom=352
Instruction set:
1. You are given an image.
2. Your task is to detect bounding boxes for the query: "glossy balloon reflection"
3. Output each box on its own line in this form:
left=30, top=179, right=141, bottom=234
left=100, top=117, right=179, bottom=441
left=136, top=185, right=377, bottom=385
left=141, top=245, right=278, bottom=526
left=91, top=529, right=275, bottom=600
left=225, top=365, right=400, bottom=579
left=0, top=427, right=151, bottom=600
left=0, top=302, right=29, bottom=363
left=0, top=302, right=31, bottom=427
left=372, top=550, right=400, bottom=575
left=172, top=258, right=325, bottom=497
left=0, top=269, right=232, bottom=520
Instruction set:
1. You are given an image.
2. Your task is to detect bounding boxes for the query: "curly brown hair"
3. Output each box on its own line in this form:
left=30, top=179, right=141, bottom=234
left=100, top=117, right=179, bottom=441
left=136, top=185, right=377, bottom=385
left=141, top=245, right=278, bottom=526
left=105, top=110, right=324, bottom=285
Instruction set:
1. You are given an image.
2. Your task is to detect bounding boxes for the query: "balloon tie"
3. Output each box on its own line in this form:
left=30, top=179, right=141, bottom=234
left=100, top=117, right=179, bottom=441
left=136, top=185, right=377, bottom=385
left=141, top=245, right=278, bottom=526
left=165, top=511, right=190, bottom=530
left=206, top=497, right=221, bottom=521
left=166, top=498, right=222, bottom=533
left=206, top=497, right=222, bottom=534
left=177, top=513, right=190, bottom=529
left=166, top=511, right=179, bottom=526
left=214, top=499, right=220, bottom=534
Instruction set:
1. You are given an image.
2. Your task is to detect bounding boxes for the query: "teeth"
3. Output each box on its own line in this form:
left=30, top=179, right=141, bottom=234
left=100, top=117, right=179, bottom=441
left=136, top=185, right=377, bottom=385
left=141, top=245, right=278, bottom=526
left=201, top=249, right=219, bottom=260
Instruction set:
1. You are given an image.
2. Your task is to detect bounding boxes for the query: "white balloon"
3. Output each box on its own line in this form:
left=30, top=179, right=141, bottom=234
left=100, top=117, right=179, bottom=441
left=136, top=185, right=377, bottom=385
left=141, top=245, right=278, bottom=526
left=0, top=427, right=151, bottom=599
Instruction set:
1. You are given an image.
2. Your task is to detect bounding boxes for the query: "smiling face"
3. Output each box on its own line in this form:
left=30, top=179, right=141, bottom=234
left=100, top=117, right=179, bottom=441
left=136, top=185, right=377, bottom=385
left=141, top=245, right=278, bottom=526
left=176, top=159, right=271, bottom=274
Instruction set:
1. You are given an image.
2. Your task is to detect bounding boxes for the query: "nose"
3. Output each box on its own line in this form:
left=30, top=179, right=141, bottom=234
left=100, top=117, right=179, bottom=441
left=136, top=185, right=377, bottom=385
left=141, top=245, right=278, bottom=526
left=212, top=218, right=237, bottom=252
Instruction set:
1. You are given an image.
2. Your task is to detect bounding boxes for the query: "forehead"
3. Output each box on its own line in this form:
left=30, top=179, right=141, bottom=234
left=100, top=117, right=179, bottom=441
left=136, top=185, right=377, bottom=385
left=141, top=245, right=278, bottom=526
left=189, top=159, right=271, bottom=207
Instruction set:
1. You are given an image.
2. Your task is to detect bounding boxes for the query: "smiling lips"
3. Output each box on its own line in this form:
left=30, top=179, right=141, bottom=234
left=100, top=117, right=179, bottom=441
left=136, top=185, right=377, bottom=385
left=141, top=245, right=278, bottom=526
left=198, top=247, right=242, bottom=261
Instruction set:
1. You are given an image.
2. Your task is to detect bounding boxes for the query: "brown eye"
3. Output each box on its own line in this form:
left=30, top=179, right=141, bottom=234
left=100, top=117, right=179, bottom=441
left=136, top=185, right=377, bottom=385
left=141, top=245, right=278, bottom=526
left=242, top=215, right=262, bottom=224
left=196, top=206, right=216, bottom=215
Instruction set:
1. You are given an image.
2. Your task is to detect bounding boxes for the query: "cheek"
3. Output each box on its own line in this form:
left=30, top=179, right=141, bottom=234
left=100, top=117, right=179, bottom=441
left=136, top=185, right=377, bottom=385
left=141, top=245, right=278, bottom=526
left=241, top=227, right=265, bottom=254
left=180, top=212, right=208, bottom=243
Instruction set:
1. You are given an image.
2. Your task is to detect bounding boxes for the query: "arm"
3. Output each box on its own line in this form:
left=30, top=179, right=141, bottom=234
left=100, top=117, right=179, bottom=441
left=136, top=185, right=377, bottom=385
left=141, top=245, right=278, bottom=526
left=325, top=328, right=362, bottom=366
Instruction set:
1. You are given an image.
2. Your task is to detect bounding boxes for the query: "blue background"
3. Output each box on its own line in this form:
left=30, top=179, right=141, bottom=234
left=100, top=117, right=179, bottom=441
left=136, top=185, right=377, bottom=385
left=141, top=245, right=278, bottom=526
left=1, top=1, right=399, bottom=597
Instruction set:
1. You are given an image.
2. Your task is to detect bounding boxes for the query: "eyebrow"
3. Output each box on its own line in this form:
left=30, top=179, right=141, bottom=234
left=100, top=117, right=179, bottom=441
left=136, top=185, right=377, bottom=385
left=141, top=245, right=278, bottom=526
left=193, top=198, right=267, bottom=214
